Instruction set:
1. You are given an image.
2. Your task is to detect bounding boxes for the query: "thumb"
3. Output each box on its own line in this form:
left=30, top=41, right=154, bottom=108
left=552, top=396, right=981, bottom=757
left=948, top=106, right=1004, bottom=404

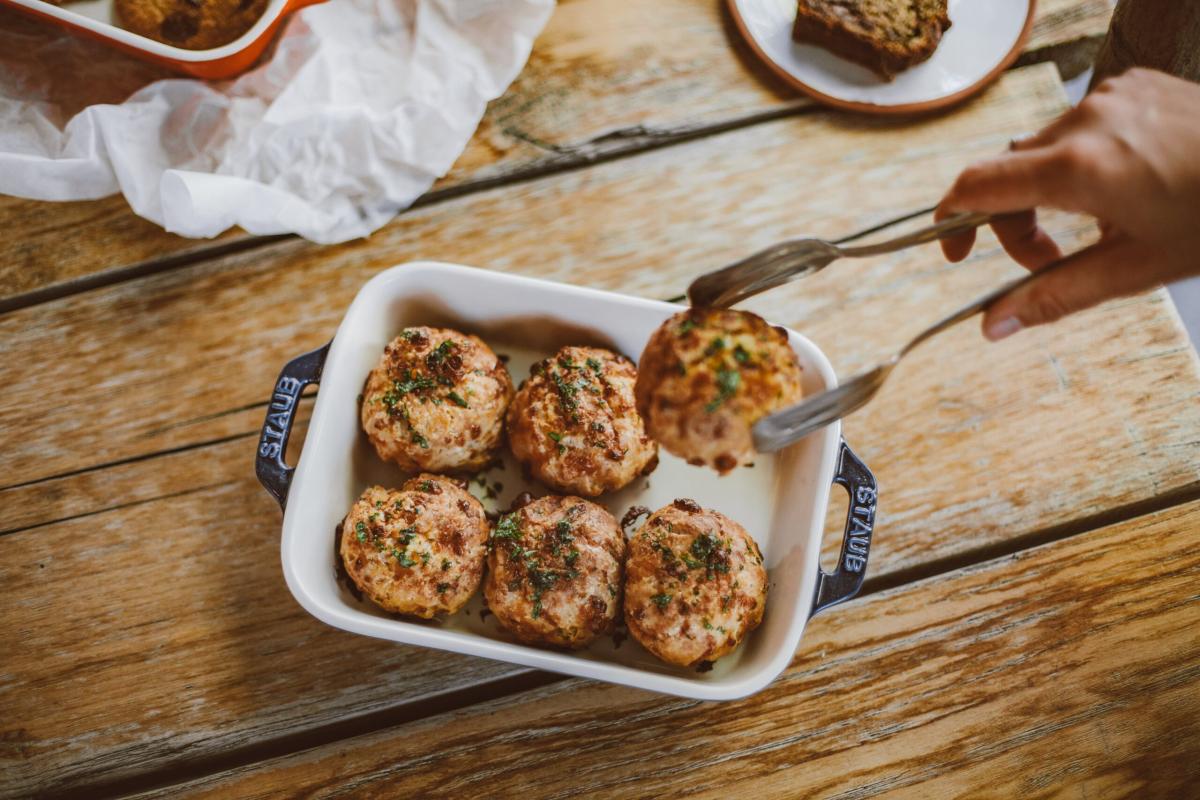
left=981, top=235, right=1159, bottom=341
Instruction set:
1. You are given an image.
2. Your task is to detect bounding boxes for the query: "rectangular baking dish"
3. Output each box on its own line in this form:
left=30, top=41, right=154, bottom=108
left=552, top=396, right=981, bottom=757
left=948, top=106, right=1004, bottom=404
left=2, top=0, right=322, bottom=78
left=256, top=261, right=877, bottom=701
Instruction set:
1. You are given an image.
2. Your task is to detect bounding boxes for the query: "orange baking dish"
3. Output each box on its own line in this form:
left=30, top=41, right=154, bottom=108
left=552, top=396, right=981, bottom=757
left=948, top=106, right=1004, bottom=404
left=2, top=0, right=327, bottom=79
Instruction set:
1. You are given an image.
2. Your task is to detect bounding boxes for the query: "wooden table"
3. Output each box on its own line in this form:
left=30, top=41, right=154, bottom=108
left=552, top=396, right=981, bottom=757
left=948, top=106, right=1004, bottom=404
left=3, top=1, right=1199, bottom=797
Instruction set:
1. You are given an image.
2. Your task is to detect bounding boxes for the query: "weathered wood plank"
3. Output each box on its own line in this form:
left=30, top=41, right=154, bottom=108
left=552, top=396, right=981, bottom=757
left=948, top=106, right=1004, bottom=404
left=134, top=500, right=1200, bottom=800
left=0, top=64, right=1087, bottom=483
left=0, top=446, right=529, bottom=799
left=0, top=0, right=1113, bottom=308
left=5, top=64, right=1200, bottom=565
left=1, top=65, right=1198, bottom=798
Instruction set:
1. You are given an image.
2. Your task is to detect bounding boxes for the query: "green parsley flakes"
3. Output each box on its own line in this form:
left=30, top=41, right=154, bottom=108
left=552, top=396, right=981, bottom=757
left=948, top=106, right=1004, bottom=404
left=705, top=367, right=741, bottom=413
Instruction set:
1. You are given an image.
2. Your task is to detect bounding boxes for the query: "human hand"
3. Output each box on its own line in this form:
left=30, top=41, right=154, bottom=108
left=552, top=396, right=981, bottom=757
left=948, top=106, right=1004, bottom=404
left=936, top=68, right=1200, bottom=341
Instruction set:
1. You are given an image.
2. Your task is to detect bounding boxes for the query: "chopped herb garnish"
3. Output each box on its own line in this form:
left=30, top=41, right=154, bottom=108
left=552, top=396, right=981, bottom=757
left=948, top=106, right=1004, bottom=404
left=493, top=513, right=523, bottom=541
left=441, top=558, right=452, bottom=571
left=382, top=371, right=437, bottom=407
left=421, top=551, right=431, bottom=565
left=447, top=391, right=469, bottom=408
left=400, top=329, right=420, bottom=341
left=705, top=337, right=726, bottom=356
left=651, top=593, right=672, bottom=609
left=703, top=618, right=713, bottom=630
left=733, top=344, right=751, bottom=364
left=436, top=582, right=450, bottom=593
left=420, top=480, right=434, bottom=492
left=705, top=367, right=741, bottom=413
left=678, top=319, right=696, bottom=335
left=396, top=551, right=417, bottom=567
left=411, top=431, right=430, bottom=449
left=355, top=521, right=367, bottom=541
left=690, top=532, right=719, bottom=560
left=548, top=431, right=563, bottom=443
left=586, top=357, right=603, bottom=373
left=565, top=549, right=580, bottom=567
left=551, top=371, right=579, bottom=410
left=427, top=339, right=457, bottom=365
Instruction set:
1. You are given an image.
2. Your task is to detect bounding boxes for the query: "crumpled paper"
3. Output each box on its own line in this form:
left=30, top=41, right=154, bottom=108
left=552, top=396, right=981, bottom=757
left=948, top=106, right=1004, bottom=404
left=0, top=0, right=553, bottom=243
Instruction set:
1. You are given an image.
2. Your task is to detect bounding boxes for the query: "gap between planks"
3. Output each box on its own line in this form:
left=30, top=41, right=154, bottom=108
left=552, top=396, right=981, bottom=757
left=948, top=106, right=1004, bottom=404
left=35, top=482, right=1200, bottom=800
left=0, top=24, right=1102, bottom=317
left=0, top=101, right=822, bottom=318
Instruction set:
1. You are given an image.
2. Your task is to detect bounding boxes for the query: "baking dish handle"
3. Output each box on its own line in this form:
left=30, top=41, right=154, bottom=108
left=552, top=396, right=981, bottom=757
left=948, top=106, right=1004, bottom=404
left=255, top=342, right=330, bottom=510
left=810, top=439, right=877, bottom=617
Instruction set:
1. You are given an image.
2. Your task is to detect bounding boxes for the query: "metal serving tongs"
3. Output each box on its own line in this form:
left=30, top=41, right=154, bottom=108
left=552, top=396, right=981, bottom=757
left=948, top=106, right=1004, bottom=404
left=684, top=210, right=1053, bottom=452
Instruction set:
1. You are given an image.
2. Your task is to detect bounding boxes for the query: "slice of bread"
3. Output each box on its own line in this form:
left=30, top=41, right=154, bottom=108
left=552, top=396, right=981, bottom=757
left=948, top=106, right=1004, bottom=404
left=792, top=0, right=952, bottom=81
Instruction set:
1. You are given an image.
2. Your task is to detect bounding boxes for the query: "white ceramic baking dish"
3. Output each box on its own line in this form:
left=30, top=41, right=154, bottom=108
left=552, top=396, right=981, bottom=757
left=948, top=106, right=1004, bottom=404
left=256, top=262, right=877, bottom=701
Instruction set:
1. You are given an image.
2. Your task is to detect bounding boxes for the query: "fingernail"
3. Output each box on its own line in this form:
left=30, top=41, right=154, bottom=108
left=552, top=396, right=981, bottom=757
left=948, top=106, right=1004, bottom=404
left=985, top=316, right=1022, bottom=341
left=1008, top=132, right=1035, bottom=150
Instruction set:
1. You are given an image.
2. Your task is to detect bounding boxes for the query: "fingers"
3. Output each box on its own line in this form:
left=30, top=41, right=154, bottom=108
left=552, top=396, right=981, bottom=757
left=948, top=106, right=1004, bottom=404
left=940, top=148, right=1070, bottom=215
left=981, top=234, right=1160, bottom=341
left=934, top=202, right=975, bottom=262
left=936, top=148, right=1063, bottom=262
left=935, top=207, right=1061, bottom=268
left=989, top=210, right=1062, bottom=270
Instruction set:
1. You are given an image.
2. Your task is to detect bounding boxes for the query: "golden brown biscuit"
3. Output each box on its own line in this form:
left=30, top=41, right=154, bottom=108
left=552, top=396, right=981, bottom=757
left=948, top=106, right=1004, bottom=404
left=361, top=327, right=515, bottom=475
left=485, top=495, right=625, bottom=649
left=624, top=499, right=767, bottom=668
left=115, top=0, right=269, bottom=50
left=635, top=308, right=804, bottom=474
left=507, top=346, right=658, bottom=497
left=339, top=477, right=489, bottom=619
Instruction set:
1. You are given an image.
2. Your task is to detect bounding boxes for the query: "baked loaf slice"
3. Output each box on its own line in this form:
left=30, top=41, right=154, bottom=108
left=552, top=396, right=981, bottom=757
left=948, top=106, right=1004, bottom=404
left=792, top=0, right=952, bottom=81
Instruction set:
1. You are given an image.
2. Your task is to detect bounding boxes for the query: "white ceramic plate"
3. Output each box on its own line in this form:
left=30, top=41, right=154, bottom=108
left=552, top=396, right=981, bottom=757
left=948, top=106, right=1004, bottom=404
left=729, top=0, right=1036, bottom=114
left=257, top=262, right=878, bottom=701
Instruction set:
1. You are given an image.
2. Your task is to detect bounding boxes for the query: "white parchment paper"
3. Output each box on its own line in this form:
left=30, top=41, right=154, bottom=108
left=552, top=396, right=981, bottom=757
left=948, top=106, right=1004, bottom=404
left=0, top=0, right=553, bottom=242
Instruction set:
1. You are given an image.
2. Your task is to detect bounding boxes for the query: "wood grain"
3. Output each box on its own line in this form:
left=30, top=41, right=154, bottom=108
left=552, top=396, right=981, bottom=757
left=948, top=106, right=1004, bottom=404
left=0, top=438, right=529, bottom=799
left=5, top=65, right=1198, bottom=569
left=2, top=65, right=1198, bottom=798
left=0, top=0, right=1113, bottom=309
left=129, top=500, right=1200, bottom=800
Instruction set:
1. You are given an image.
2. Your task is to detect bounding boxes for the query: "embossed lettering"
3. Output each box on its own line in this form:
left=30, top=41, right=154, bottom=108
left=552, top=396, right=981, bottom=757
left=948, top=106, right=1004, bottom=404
left=277, top=376, right=303, bottom=396
left=259, top=441, right=281, bottom=458
left=847, top=536, right=868, bottom=556
left=853, top=504, right=875, bottom=521
left=849, top=516, right=872, bottom=536
left=271, top=391, right=296, bottom=412
left=844, top=553, right=866, bottom=572
left=856, top=486, right=876, bottom=505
